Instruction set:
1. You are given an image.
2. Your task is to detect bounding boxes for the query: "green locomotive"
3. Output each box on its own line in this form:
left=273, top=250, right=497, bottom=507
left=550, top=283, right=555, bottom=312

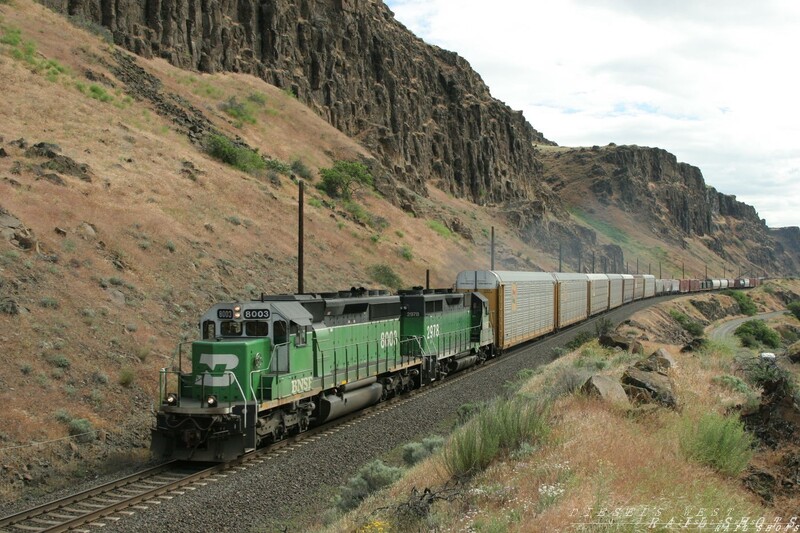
left=152, top=288, right=493, bottom=461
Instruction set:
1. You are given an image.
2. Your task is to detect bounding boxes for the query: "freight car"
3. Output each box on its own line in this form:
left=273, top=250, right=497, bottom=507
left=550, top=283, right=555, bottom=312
left=152, top=270, right=758, bottom=461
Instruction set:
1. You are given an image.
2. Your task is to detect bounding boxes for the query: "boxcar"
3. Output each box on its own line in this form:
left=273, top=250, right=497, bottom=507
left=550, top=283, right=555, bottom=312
left=607, top=274, right=624, bottom=308
left=586, top=274, right=611, bottom=316
left=455, top=271, right=556, bottom=351
left=622, top=274, right=635, bottom=303
left=552, top=273, right=589, bottom=328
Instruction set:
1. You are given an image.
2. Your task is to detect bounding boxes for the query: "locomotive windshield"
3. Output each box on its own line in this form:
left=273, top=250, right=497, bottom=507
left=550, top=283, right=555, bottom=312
left=218, top=320, right=269, bottom=337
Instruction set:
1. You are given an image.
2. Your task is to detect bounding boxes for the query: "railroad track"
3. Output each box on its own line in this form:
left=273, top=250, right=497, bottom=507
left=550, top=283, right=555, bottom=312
left=0, top=462, right=218, bottom=532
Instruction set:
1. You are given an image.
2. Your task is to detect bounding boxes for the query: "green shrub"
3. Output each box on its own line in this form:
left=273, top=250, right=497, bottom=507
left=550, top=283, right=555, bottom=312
left=47, top=355, right=70, bottom=369
left=594, top=317, right=614, bottom=336
left=712, top=374, right=751, bottom=395
left=318, top=161, right=373, bottom=199
left=247, top=92, right=267, bottom=106
left=442, top=397, right=549, bottom=478
left=118, top=367, right=135, bottom=388
left=1, top=26, right=22, bottom=46
left=265, top=158, right=291, bottom=174
left=39, top=297, right=59, bottom=309
left=734, top=320, right=780, bottom=349
left=204, top=134, right=266, bottom=174
left=368, top=264, right=403, bottom=290
left=565, top=331, right=594, bottom=351
left=427, top=220, right=452, bottom=239
left=333, top=460, right=403, bottom=512
left=291, top=159, right=313, bottom=180
left=669, top=310, right=705, bottom=337
left=679, top=412, right=754, bottom=476
left=741, top=357, right=796, bottom=397
left=788, top=301, right=800, bottom=321
left=220, top=97, right=257, bottom=127
left=165, top=240, right=176, bottom=253
left=402, top=436, right=445, bottom=466
left=722, top=290, right=757, bottom=316
left=307, top=197, right=322, bottom=208
left=399, top=245, right=413, bottom=261
left=88, top=84, right=113, bottom=102
left=68, top=418, right=96, bottom=444
left=573, top=346, right=608, bottom=371
left=455, top=401, right=487, bottom=425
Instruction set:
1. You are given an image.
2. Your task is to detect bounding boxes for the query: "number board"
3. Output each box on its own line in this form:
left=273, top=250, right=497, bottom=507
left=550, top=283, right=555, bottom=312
left=217, top=309, right=234, bottom=319
left=243, top=309, right=271, bottom=320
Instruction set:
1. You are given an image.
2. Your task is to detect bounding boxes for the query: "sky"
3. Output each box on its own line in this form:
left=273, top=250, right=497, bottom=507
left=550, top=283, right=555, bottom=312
left=384, top=0, right=800, bottom=228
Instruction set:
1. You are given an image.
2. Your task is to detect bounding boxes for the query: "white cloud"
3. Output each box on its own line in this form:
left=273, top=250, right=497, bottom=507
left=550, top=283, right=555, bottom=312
left=385, top=0, right=800, bottom=227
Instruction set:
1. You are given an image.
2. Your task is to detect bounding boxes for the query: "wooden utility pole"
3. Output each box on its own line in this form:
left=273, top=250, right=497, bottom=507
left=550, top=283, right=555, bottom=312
left=298, top=181, right=304, bottom=294
left=490, top=226, right=495, bottom=270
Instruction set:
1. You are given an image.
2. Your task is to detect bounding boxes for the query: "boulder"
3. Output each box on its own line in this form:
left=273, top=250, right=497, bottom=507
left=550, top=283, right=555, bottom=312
left=621, top=367, right=678, bottom=408
left=635, top=348, right=677, bottom=373
left=581, top=375, right=629, bottom=405
left=680, top=338, right=708, bottom=352
left=599, top=334, right=644, bottom=354
left=788, top=341, right=800, bottom=364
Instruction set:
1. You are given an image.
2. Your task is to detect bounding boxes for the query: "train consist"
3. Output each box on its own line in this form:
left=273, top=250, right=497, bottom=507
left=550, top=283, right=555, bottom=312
left=151, top=271, right=759, bottom=461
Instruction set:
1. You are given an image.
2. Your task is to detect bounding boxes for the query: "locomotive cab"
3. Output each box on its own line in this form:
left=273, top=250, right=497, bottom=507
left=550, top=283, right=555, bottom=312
left=153, top=299, right=316, bottom=460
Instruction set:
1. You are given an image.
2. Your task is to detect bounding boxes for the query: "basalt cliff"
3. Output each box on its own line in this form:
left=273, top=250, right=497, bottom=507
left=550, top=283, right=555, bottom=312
left=40, top=0, right=552, bottom=206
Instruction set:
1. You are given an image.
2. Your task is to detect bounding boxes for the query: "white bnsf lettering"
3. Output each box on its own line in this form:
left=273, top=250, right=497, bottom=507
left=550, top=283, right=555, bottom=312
left=291, top=376, right=313, bottom=395
left=380, top=330, right=399, bottom=349
left=426, top=324, right=441, bottom=340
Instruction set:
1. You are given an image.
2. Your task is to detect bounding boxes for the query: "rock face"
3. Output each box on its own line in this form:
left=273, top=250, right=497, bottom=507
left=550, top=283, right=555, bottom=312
left=40, top=0, right=553, bottom=205
left=690, top=297, right=741, bottom=322
left=540, top=144, right=800, bottom=275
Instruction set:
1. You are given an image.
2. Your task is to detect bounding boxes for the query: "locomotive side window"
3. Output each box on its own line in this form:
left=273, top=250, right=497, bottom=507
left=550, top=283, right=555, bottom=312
left=274, top=320, right=287, bottom=345
left=291, top=323, right=307, bottom=346
left=220, top=321, right=243, bottom=336
left=245, top=321, right=269, bottom=337
left=203, top=320, right=216, bottom=340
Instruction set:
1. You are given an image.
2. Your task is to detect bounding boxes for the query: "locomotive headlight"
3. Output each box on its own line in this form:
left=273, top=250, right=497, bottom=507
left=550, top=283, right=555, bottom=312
left=165, top=392, right=178, bottom=405
left=233, top=305, right=241, bottom=319
left=206, top=395, right=218, bottom=408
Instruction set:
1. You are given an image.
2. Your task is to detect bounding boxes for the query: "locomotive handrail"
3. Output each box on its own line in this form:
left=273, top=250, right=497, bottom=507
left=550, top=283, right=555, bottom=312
left=159, top=368, right=248, bottom=430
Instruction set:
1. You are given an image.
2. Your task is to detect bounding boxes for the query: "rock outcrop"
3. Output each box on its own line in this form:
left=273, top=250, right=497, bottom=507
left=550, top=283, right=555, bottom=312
left=40, top=0, right=553, bottom=205
left=581, top=374, right=629, bottom=405
left=540, top=144, right=800, bottom=275
left=621, top=366, right=678, bottom=408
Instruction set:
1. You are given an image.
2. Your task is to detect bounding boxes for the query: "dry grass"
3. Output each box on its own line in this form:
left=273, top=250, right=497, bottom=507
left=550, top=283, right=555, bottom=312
left=314, top=292, right=800, bottom=532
